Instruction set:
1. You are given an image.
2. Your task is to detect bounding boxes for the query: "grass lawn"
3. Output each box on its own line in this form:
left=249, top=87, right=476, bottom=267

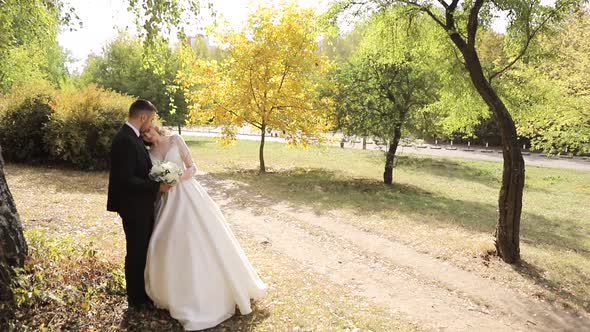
left=5, top=135, right=589, bottom=329
left=5, top=164, right=417, bottom=331
left=184, top=136, right=590, bottom=313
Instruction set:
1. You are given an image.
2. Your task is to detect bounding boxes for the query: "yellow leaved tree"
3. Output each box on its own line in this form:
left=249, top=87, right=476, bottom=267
left=177, top=2, right=333, bottom=173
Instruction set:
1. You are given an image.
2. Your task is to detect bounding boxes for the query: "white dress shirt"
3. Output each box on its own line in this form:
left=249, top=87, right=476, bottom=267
left=125, top=122, right=141, bottom=137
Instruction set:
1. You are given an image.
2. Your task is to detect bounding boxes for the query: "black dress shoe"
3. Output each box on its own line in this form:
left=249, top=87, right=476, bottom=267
left=144, top=301, right=156, bottom=311
left=128, top=302, right=150, bottom=313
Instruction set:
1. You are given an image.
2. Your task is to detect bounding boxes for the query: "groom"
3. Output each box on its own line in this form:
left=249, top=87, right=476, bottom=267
left=107, top=99, right=171, bottom=311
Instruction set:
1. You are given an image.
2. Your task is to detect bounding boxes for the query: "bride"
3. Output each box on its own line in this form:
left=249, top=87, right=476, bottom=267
left=141, top=126, right=267, bottom=331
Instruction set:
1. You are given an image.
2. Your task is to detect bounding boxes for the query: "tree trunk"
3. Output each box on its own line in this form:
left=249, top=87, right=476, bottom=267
left=177, top=124, right=182, bottom=135
left=0, top=145, right=27, bottom=266
left=384, top=126, right=402, bottom=185
left=493, top=112, right=525, bottom=263
left=259, top=123, right=266, bottom=174
left=0, top=247, right=14, bottom=329
left=362, top=137, right=367, bottom=150
left=455, top=43, right=525, bottom=263
left=0, top=144, right=28, bottom=327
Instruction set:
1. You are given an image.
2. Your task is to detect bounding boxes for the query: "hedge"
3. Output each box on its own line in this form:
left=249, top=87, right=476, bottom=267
left=0, top=81, right=55, bottom=162
left=0, top=82, right=134, bottom=169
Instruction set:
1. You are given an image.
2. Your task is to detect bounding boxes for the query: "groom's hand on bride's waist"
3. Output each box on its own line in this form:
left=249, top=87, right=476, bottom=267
left=160, top=183, right=173, bottom=193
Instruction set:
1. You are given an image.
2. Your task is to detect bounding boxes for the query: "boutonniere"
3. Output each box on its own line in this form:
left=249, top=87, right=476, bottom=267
left=145, top=145, right=151, bottom=151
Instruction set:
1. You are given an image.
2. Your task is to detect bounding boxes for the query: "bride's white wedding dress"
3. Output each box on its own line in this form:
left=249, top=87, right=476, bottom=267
left=144, top=134, right=267, bottom=331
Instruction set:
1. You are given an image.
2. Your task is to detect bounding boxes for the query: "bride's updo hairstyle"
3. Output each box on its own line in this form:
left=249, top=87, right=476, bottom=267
left=153, top=125, right=170, bottom=136
left=142, top=125, right=170, bottom=146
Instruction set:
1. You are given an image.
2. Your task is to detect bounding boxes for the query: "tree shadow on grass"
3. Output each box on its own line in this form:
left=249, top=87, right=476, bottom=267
left=211, top=306, right=271, bottom=331
left=209, top=167, right=589, bottom=257
left=359, top=152, right=578, bottom=194
left=207, top=166, right=590, bottom=312
left=120, top=305, right=270, bottom=331
left=120, top=308, right=183, bottom=331
left=373, top=154, right=503, bottom=187
left=184, top=138, right=217, bottom=149
left=5, top=163, right=108, bottom=195
left=514, top=259, right=590, bottom=312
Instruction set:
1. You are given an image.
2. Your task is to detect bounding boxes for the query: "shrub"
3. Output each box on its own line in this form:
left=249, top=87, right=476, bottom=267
left=10, top=229, right=127, bottom=330
left=45, top=85, right=133, bottom=169
left=0, top=81, right=55, bottom=162
left=11, top=229, right=181, bottom=330
left=1, top=83, right=134, bottom=169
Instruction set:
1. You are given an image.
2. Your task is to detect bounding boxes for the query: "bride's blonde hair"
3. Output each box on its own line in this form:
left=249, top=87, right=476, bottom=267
left=153, top=125, right=170, bottom=136
left=142, top=125, right=170, bottom=146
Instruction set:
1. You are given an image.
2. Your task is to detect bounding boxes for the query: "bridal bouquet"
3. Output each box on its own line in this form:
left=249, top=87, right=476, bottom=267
left=150, top=161, right=183, bottom=185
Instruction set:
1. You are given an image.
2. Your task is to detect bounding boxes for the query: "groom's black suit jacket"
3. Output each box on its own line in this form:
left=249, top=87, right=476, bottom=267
left=107, top=124, right=159, bottom=215
left=107, top=124, right=159, bottom=305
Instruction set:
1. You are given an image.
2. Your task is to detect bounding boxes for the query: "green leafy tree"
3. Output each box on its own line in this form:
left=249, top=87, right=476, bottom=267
left=336, top=0, right=585, bottom=263
left=510, top=8, right=590, bottom=155
left=320, top=28, right=364, bottom=64
left=502, top=65, right=590, bottom=156
left=80, top=34, right=189, bottom=132
left=0, top=0, right=77, bottom=325
left=127, top=0, right=208, bottom=73
left=88, top=0, right=212, bottom=132
left=0, top=0, right=73, bottom=92
left=332, top=9, right=440, bottom=184
left=537, top=7, right=590, bottom=99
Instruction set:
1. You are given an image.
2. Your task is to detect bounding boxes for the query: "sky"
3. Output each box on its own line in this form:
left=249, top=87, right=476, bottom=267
left=58, top=0, right=528, bottom=73
left=58, top=0, right=330, bottom=72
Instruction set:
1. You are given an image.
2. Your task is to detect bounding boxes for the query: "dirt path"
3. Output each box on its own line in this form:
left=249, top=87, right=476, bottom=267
left=197, top=173, right=590, bottom=332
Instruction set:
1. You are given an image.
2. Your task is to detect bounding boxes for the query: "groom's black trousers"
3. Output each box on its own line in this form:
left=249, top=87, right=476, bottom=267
left=120, top=209, right=155, bottom=306
left=108, top=124, right=159, bottom=306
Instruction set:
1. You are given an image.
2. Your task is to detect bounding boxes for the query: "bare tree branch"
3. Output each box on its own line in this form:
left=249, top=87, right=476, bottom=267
left=467, top=0, right=484, bottom=47
left=248, top=65, right=263, bottom=113
left=436, top=0, right=449, bottom=9
left=421, top=6, right=446, bottom=28
left=445, top=0, right=460, bottom=30
left=448, top=0, right=459, bottom=11
left=393, top=1, right=446, bottom=28
left=450, top=43, right=466, bottom=66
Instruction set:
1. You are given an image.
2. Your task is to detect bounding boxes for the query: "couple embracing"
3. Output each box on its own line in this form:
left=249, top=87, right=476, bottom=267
left=107, top=99, right=266, bottom=331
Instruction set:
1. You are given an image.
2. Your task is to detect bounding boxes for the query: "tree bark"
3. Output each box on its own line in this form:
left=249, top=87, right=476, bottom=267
left=0, top=247, right=14, bottom=329
left=384, top=125, right=402, bottom=185
left=259, top=123, right=266, bottom=174
left=0, top=145, right=27, bottom=267
left=362, top=137, right=367, bottom=150
left=177, top=124, right=182, bottom=135
left=0, top=144, right=28, bottom=327
left=452, top=41, right=524, bottom=263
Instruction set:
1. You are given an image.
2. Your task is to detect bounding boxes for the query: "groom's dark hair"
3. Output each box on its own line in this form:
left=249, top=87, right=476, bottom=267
left=129, top=99, right=157, bottom=118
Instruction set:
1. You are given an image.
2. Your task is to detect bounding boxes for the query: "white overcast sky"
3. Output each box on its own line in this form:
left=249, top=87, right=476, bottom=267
left=58, top=0, right=330, bottom=72
left=59, top=0, right=558, bottom=72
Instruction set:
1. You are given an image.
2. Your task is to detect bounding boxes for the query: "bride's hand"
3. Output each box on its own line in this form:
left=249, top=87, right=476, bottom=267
left=159, top=183, right=172, bottom=192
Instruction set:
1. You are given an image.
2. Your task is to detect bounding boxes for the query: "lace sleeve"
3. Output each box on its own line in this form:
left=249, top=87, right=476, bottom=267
left=173, top=135, right=198, bottom=181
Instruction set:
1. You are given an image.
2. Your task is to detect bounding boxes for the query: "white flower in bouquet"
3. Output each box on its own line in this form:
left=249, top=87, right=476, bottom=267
left=163, top=172, right=178, bottom=184
left=151, top=163, right=164, bottom=175
left=150, top=161, right=183, bottom=185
